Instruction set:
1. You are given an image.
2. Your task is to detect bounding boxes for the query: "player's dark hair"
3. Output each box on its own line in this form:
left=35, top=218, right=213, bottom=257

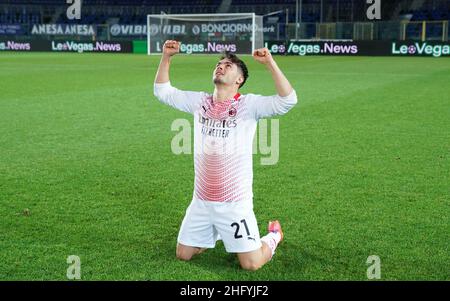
left=219, top=51, right=248, bottom=89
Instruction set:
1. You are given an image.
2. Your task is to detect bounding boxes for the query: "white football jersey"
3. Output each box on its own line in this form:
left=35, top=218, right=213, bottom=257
left=154, top=82, right=297, bottom=203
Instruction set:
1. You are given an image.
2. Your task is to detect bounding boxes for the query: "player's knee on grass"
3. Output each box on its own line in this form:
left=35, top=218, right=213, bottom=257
left=238, top=248, right=268, bottom=271
left=239, top=258, right=263, bottom=271
left=176, top=245, right=195, bottom=261
left=238, top=253, right=264, bottom=271
left=176, top=244, right=205, bottom=261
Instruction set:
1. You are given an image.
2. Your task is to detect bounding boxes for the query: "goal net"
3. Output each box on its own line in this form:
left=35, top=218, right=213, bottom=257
left=147, top=13, right=264, bottom=55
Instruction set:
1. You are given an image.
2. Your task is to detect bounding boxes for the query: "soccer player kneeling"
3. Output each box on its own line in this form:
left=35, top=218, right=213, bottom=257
left=153, top=40, right=297, bottom=271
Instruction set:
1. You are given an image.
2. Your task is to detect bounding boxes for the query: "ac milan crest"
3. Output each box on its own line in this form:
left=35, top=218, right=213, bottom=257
left=228, top=107, right=237, bottom=117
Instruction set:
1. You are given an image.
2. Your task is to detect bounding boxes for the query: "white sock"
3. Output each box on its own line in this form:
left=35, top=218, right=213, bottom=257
left=261, top=232, right=282, bottom=257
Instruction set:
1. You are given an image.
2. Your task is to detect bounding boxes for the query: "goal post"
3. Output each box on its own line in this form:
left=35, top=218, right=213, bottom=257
left=147, top=13, right=264, bottom=55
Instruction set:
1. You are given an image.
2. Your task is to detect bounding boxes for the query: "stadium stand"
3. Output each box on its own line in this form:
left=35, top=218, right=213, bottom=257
left=0, top=0, right=448, bottom=41
left=1, top=0, right=448, bottom=25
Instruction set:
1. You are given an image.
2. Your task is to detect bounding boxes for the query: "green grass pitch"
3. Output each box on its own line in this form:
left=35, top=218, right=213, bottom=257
left=0, top=52, right=449, bottom=280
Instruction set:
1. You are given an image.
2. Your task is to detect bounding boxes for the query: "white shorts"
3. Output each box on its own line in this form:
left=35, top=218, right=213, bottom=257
left=177, top=198, right=262, bottom=253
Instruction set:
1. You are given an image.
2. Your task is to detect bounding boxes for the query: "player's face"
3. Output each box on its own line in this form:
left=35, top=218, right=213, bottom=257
left=213, top=59, right=242, bottom=87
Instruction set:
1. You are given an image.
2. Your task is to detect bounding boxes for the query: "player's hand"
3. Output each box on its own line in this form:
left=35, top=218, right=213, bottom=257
left=163, top=40, right=180, bottom=57
left=252, top=48, right=273, bottom=65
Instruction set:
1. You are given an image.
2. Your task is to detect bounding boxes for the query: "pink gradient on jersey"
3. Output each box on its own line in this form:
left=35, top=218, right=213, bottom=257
left=194, top=94, right=251, bottom=202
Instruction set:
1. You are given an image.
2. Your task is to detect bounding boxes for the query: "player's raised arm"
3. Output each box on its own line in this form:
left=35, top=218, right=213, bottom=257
left=250, top=48, right=297, bottom=119
left=253, top=48, right=294, bottom=97
left=153, top=40, right=203, bottom=115
left=155, top=40, right=180, bottom=84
